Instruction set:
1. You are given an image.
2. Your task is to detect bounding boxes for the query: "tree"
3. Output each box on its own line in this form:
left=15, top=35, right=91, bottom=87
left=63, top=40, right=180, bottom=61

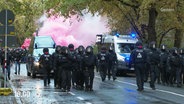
left=0, top=0, right=44, bottom=45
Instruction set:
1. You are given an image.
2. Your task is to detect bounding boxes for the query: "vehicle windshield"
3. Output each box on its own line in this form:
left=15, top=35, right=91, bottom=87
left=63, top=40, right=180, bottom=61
left=117, top=43, right=135, bottom=53
left=34, top=36, right=55, bottom=48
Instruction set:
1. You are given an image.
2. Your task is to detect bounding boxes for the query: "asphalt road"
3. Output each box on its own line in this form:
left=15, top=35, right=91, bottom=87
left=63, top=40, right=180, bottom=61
left=7, top=64, right=184, bottom=104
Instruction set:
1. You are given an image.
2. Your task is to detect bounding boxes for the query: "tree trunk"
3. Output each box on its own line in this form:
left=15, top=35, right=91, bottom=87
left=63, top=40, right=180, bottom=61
left=147, top=6, right=157, bottom=43
left=174, top=29, right=182, bottom=48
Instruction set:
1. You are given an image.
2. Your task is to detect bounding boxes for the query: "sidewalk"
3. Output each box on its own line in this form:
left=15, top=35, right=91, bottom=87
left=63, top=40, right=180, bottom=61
left=0, top=68, right=19, bottom=104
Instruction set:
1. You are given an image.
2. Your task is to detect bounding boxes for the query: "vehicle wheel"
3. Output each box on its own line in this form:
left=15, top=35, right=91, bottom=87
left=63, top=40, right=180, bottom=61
left=32, top=73, right=36, bottom=78
left=27, top=72, right=31, bottom=76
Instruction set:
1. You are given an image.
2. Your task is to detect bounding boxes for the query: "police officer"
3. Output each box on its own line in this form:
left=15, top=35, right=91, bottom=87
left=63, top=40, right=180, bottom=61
left=108, top=46, right=118, bottom=81
left=97, top=46, right=108, bottom=82
left=68, top=44, right=77, bottom=88
left=52, top=45, right=62, bottom=88
left=39, top=48, right=52, bottom=86
left=83, top=46, right=96, bottom=91
left=130, top=41, right=147, bottom=91
left=55, top=46, right=64, bottom=89
left=179, top=48, right=184, bottom=85
left=159, top=44, right=169, bottom=85
left=147, top=41, right=160, bottom=90
left=168, top=47, right=182, bottom=87
left=143, top=44, right=151, bottom=82
left=76, top=45, right=85, bottom=90
left=60, top=46, right=72, bottom=92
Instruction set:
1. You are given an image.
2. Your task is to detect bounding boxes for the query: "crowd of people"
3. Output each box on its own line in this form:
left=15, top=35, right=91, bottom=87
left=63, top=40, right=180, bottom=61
left=38, top=44, right=118, bottom=92
left=0, top=48, right=28, bottom=80
left=130, top=41, right=184, bottom=91
left=2, top=41, right=184, bottom=92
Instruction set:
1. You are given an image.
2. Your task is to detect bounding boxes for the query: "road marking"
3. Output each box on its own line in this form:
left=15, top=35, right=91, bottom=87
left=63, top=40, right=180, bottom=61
left=95, top=76, right=184, bottom=98
left=69, top=92, right=76, bottom=95
left=86, top=102, right=92, bottom=104
left=77, top=96, right=84, bottom=100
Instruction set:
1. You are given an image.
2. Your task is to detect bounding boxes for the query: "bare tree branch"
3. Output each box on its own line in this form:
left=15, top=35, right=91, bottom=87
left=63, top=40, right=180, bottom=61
left=158, top=27, right=176, bottom=47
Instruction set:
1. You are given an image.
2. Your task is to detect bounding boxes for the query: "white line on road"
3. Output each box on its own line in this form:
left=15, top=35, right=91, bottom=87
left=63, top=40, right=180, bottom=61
left=95, top=76, right=184, bottom=98
left=77, top=96, right=84, bottom=100
left=86, top=102, right=92, bottom=104
left=69, top=92, right=76, bottom=95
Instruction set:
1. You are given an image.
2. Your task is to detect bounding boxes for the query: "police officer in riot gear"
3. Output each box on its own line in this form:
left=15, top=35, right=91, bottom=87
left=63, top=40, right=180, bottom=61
left=108, top=46, right=118, bottom=81
left=159, top=44, right=169, bottom=85
left=148, top=41, right=160, bottom=90
left=179, top=48, right=184, bottom=85
left=55, top=46, right=64, bottom=89
left=76, top=45, right=85, bottom=90
left=68, top=44, right=77, bottom=88
left=168, top=47, right=182, bottom=87
left=130, top=41, right=147, bottom=91
left=39, top=48, right=52, bottom=86
left=83, top=46, right=96, bottom=91
left=60, top=46, right=72, bottom=92
left=97, top=46, right=108, bottom=82
left=143, top=44, right=151, bottom=82
left=52, top=45, right=62, bottom=88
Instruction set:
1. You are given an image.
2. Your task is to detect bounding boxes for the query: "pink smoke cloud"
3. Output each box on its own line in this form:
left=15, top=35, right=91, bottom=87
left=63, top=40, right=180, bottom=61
left=21, top=38, right=31, bottom=49
left=36, top=12, right=110, bottom=48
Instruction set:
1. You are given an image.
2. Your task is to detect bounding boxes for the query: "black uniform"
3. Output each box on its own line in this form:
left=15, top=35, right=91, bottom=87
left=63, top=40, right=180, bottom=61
left=97, top=46, right=108, bottom=82
left=52, top=45, right=62, bottom=88
left=143, top=44, right=151, bottom=82
left=159, top=44, right=169, bottom=85
left=76, top=45, right=85, bottom=89
left=147, top=41, right=160, bottom=90
left=168, top=47, right=181, bottom=87
left=59, top=46, right=72, bottom=92
left=130, top=41, right=147, bottom=91
left=68, top=44, right=78, bottom=88
left=39, top=48, right=52, bottom=86
left=179, top=48, right=184, bottom=85
left=83, top=46, right=96, bottom=91
left=108, top=46, right=118, bottom=81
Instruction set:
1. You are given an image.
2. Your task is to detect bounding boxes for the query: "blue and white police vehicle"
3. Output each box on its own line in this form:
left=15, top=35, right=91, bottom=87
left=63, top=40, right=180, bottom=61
left=96, top=33, right=138, bottom=74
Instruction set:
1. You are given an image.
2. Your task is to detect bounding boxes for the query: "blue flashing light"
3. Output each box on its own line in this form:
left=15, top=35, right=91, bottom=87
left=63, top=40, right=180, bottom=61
left=125, top=57, right=130, bottom=61
left=116, top=33, right=120, bottom=37
left=130, top=33, right=136, bottom=38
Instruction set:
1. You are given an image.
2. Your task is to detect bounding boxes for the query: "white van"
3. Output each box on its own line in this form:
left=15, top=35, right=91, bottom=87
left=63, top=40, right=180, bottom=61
left=96, top=34, right=138, bottom=74
left=27, top=36, right=56, bottom=78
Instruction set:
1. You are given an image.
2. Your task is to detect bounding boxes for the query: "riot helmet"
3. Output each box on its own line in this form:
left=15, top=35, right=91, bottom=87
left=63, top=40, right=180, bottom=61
left=68, top=44, right=74, bottom=51
left=55, top=45, right=62, bottom=53
left=101, top=46, right=107, bottom=53
left=78, top=45, right=85, bottom=53
left=86, top=46, right=93, bottom=54
left=171, top=47, right=178, bottom=55
left=179, top=48, right=184, bottom=54
left=135, top=41, right=143, bottom=49
left=43, top=48, right=49, bottom=54
left=63, top=46, right=69, bottom=54
left=161, top=44, right=167, bottom=51
left=150, top=41, right=156, bottom=49
left=109, top=46, right=114, bottom=53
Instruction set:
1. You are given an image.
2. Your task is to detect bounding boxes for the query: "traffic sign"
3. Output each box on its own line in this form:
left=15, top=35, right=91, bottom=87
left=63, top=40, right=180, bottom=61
left=0, top=9, right=15, bottom=25
left=0, top=26, right=14, bottom=35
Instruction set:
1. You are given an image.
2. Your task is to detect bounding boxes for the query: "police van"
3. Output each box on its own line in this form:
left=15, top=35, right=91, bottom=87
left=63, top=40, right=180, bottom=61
left=96, top=33, right=138, bottom=74
left=26, top=36, right=55, bottom=78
